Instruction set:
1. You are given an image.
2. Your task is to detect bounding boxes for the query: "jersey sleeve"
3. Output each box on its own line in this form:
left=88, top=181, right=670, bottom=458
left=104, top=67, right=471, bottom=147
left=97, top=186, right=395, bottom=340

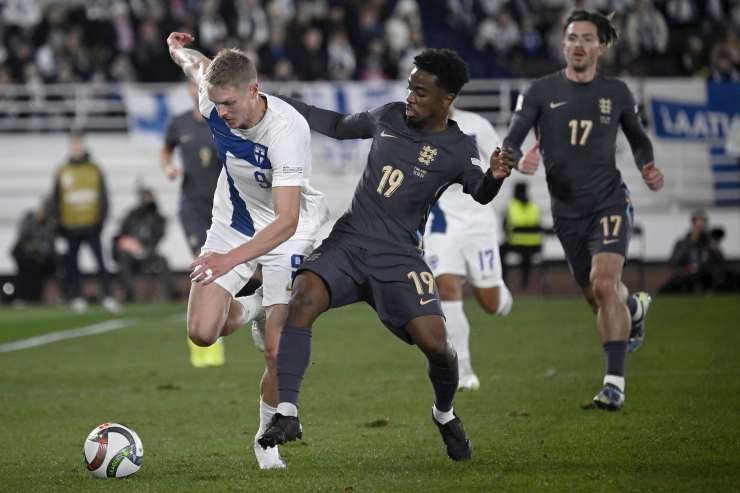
left=278, top=96, right=384, bottom=139
left=268, top=116, right=312, bottom=187
left=618, top=82, right=654, bottom=169
left=455, top=142, right=505, bottom=204
left=502, top=82, right=541, bottom=162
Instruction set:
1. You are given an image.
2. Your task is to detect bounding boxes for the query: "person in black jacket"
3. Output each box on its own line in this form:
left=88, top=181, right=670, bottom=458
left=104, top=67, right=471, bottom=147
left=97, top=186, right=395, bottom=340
left=11, top=198, right=57, bottom=304
left=660, top=210, right=739, bottom=293
left=113, top=187, right=177, bottom=302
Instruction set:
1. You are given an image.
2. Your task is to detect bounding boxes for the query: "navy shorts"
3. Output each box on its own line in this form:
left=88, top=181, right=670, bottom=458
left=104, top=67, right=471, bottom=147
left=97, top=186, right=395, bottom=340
left=179, top=199, right=212, bottom=256
left=299, top=232, right=443, bottom=344
left=553, top=198, right=634, bottom=288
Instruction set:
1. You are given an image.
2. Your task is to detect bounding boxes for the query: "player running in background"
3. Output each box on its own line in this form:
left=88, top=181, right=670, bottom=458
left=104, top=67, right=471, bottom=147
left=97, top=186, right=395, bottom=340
left=161, top=81, right=229, bottom=368
left=502, top=10, right=664, bottom=410
left=166, top=32, right=327, bottom=469
left=424, top=105, right=513, bottom=391
left=258, top=49, right=515, bottom=461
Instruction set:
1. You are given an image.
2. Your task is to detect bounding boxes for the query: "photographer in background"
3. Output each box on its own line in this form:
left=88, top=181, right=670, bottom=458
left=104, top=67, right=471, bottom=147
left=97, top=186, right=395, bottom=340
left=113, top=187, right=177, bottom=303
left=10, top=197, right=57, bottom=304
left=660, top=210, right=739, bottom=293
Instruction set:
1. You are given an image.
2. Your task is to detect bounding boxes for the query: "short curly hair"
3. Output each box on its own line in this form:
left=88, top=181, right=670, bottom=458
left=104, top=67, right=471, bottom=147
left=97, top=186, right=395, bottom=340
left=412, top=49, right=470, bottom=95
left=205, top=48, right=257, bottom=88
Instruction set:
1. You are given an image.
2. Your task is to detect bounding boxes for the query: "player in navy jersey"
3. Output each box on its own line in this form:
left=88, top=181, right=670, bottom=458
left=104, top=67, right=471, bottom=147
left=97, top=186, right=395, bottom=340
left=424, top=106, right=514, bottom=392
left=502, top=11, right=665, bottom=410
left=258, top=49, right=516, bottom=461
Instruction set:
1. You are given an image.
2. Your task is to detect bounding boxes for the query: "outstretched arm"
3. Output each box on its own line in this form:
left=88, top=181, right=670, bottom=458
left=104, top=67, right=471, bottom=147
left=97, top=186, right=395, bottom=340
left=278, top=96, right=377, bottom=140
left=459, top=147, right=515, bottom=204
left=166, top=32, right=210, bottom=86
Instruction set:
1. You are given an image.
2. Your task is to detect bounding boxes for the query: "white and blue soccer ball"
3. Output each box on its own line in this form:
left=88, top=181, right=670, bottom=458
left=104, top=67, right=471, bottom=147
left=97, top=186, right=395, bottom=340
left=83, top=422, right=144, bottom=478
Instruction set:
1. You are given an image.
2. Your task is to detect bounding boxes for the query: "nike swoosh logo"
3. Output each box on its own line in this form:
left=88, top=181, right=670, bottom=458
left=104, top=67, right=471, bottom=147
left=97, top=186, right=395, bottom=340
left=603, top=239, right=619, bottom=245
left=550, top=101, right=567, bottom=109
left=380, top=130, right=398, bottom=138
left=419, top=298, right=437, bottom=306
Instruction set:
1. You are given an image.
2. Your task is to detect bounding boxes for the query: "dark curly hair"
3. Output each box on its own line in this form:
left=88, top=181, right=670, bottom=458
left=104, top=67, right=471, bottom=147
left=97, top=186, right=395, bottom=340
left=564, top=10, right=619, bottom=46
left=412, top=48, right=470, bottom=95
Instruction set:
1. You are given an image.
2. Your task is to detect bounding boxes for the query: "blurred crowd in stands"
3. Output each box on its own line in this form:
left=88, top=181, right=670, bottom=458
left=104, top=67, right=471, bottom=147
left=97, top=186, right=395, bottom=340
left=1, top=0, right=739, bottom=85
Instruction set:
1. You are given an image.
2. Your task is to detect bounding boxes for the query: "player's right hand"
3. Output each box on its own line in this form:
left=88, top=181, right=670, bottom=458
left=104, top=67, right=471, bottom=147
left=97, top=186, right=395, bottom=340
left=490, top=146, right=515, bottom=180
left=167, top=32, right=194, bottom=53
left=518, top=141, right=540, bottom=175
left=641, top=162, right=664, bottom=191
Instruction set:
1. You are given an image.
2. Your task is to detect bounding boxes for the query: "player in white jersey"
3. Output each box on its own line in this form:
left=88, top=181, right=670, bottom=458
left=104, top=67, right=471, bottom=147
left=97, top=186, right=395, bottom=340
left=424, top=107, right=513, bottom=391
left=166, top=32, right=327, bottom=470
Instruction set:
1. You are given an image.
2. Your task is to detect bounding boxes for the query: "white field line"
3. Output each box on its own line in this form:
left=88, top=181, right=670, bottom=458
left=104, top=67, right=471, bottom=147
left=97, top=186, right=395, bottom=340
left=0, top=319, right=137, bottom=353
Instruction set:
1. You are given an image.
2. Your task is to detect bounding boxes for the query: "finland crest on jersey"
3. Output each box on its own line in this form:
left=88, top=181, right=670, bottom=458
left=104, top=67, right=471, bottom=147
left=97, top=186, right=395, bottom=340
left=199, top=85, right=327, bottom=241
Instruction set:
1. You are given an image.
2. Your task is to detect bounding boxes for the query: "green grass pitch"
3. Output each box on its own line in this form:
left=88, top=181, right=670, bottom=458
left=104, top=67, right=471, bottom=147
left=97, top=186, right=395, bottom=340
left=1, top=296, right=739, bottom=492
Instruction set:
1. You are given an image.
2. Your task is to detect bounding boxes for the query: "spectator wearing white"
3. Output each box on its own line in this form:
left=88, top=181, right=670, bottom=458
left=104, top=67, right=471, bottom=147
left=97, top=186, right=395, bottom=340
left=198, top=0, right=228, bottom=51
left=624, top=0, right=668, bottom=59
left=237, top=0, right=270, bottom=47
left=327, top=30, right=356, bottom=81
left=3, top=0, right=42, bottom=29
left=475, top=10, right=521, bottom=58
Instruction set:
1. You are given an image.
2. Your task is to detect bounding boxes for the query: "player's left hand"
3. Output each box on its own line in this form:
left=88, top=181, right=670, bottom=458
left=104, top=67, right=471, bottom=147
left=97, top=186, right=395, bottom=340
left=490, top=146, right=515, bottom=180
left=641, top=162, right=664, bottom=191
left=190, top=251, right=238, bottom=286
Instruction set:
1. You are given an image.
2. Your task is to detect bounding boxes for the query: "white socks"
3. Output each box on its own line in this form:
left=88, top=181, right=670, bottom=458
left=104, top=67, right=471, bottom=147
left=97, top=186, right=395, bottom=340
left=255, top=399, right=286, bottom=470
left=258, top=399, right=277, bottom=435
left=441, top=300, right=470, bottom=363
left=496, top=284, right=513, bottom=316
left=631, top=298, right=643, bottom=321
left=276, top=402, right=298, bottom=417
left=604, top=374, right=625, bottom=392
left=433, top=404, right=455, bottom=425
left=236, top=286, right=264, bottom=325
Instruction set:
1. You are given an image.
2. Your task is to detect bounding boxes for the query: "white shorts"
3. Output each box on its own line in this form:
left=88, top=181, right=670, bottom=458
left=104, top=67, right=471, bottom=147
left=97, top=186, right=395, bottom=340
left=201, top=220, right=314, bottom=306
left=424, top=231, right=503, bottom=289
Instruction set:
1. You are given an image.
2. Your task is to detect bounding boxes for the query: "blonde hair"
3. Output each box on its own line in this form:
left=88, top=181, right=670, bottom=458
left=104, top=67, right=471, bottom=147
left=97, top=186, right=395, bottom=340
left=205, top=48, right=257, bottom=88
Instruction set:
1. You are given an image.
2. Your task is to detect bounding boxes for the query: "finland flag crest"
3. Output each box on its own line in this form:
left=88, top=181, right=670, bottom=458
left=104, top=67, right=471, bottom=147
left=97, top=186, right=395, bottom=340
left=254, top=144, right=267, bottom=165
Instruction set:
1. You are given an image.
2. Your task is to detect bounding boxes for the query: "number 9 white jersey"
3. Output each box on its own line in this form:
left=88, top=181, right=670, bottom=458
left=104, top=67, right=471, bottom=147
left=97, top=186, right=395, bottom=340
left=199, top=84, right=328, bottom=241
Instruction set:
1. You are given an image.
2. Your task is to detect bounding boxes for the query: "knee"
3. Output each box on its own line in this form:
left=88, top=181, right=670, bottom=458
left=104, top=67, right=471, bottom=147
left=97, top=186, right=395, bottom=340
left=187, top=316, right=220, bottom=347
left=425, top=339, right=455, bottom=367
left=437, top=282, right=458, bottom=301
left=479, top=296, right=499, bottom=315
left=287, top=290, right=322, bottom=319
left=591, top=276, right=618, bottom=304
left=288, top=277, right=327, bottom=322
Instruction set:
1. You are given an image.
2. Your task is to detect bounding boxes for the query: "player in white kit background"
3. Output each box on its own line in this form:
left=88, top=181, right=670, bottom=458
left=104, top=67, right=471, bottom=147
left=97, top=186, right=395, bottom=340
left=424, top=106, right=513, bottom=391
left=166, top=31, right=327, bottom=470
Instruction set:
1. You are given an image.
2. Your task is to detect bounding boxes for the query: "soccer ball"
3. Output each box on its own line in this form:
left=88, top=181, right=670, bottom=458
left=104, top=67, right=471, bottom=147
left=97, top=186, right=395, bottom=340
left=83, top=422, right=144, bottom=478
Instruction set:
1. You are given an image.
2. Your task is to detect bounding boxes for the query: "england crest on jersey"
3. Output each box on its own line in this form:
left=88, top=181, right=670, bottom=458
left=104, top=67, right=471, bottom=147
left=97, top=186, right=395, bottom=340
left=254, top=144, right=267, bottom=165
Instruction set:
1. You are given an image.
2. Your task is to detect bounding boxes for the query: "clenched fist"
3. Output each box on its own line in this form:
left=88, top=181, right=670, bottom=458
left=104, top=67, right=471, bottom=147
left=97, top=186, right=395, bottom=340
left=641, top=162, right=664, bottom=191
left=167, top=32, right=194, bottom=55
left=490, top=146, right=516, bottom=180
